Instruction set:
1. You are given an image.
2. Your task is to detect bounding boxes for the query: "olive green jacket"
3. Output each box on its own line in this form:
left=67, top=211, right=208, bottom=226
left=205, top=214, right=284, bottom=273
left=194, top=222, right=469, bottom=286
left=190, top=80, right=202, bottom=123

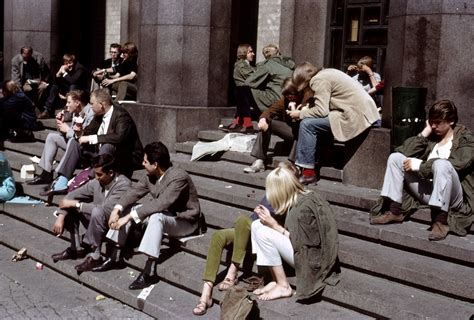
left=371, top=125, right=474, bottom=235
left=233, top=59, right=254, bottom=87
left=285, top=191, right=340, bottom=300
left=245, top=56, right=295, bottom=112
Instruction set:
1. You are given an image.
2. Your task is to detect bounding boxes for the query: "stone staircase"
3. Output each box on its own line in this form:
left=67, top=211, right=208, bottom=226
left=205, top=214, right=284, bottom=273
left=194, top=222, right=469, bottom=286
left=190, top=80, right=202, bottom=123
left=0, top=119, right=473, bottom=319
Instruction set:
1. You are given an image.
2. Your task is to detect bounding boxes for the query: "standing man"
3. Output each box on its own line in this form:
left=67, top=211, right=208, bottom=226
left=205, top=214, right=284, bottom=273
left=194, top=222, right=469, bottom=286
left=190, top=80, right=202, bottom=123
left=11, top=46, right=51, bottom=111
left=105, top=142, right=204, bottom=290
left=51, top=154, right=131, bottom=271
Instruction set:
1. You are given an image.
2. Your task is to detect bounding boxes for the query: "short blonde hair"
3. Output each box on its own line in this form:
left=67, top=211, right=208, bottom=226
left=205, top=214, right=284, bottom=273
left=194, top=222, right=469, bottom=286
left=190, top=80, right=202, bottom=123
left=91, top=88, right=113, bottom=107
left=266, top=164, right=307, bottom=215
left=262, top=44, right=279, bottom=59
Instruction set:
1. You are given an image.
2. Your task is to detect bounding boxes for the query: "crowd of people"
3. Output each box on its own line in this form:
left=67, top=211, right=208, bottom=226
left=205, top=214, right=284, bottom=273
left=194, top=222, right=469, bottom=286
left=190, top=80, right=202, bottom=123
left=0, top=41, right=472, bottom=317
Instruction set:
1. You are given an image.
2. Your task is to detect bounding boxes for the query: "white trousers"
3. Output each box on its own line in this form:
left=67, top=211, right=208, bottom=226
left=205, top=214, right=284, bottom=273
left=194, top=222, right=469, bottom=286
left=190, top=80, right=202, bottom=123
left=380, top=152, right=463, bottom=212
left=251, top=220, right=294, bottom=267
left=107, top=212, right=196, bottom=259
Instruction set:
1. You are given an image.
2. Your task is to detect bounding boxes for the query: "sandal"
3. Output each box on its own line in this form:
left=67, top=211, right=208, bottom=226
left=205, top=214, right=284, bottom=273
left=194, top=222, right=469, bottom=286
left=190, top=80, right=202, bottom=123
left=192, top=299, right=213, bottom=316
left=217, top=277, right=238, bottom=291
left=242, top=275, right=264, bottom=292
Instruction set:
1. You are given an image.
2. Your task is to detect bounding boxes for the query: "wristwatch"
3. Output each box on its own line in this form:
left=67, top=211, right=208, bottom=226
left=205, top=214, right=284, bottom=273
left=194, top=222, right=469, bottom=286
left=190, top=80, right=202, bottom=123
left=75, top=202, right=81, bottom=210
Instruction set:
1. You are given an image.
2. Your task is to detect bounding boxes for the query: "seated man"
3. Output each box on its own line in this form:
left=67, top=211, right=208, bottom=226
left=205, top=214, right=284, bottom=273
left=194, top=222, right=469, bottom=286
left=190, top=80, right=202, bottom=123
left=40, top=53, right=88, bottom=119
left=370, top=100, right=473, bottom=241
left=27, top=90, right=93, bottom=186
left=91, top=43, right=122, bottom=90
left=41, top=88, right=143, bottom=195
left=99, top=42, right=138, bottom=103
left=11, top=46, right=51, bottom=111
left=0, top=152, right=16, bottom=202
left=51, top=154, right=131, bottom=272
left=105, top=142, right=204, bottom=290
left=0, top=80, right=39, bottom=141
left=243, top=77, right=314, bottom=173
left=244, top=44, right=295, bottom=113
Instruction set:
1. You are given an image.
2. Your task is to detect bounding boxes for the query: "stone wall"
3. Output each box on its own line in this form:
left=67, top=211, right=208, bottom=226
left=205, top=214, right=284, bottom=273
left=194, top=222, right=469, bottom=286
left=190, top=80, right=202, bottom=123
left=384, top=0, right=474, bottom=130
left=105, top=0, right=121, bottom=57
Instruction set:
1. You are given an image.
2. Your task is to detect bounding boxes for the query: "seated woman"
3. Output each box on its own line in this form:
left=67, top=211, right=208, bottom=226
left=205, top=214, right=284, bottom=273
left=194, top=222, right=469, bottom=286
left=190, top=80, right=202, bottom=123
left=251, top=164, right=339, bottom=301
left=0, top=80, right=39, bottom=141
left=99, top=42, right=138, bottom=103
left=192, top=197, right=275, bottom=316
left=288, top=62, right=380, bottom=184
left=221, top=43, right=256, bottom=134
left=0, top=152, right=16, bottom=202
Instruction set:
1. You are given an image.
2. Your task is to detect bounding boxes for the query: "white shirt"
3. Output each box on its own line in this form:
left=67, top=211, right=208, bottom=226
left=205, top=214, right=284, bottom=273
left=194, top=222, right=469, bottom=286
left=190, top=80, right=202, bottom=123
left=411, top=137, right=453, bottom=171
left=89, top=106, right=114, bottom=145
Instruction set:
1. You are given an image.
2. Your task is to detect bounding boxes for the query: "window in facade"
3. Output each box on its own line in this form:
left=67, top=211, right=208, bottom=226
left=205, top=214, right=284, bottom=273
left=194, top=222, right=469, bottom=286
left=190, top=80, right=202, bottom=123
left=329, top=0, right=389, bottom=76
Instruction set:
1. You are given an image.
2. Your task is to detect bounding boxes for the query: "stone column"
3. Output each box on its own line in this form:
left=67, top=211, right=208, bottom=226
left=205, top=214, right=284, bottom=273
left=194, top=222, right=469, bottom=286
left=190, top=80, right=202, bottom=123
left=3, top=0, right=59, bottom=78
left=383, top=0, right=474, bottom=129
left=126, top=0, right=234, bottom=150
left=255, top=0, right=330, bottom=66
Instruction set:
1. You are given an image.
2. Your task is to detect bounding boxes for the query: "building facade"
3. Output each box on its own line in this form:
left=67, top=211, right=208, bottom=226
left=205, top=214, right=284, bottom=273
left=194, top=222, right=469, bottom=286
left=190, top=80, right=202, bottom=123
left=2, top=0, right=473, bottom=148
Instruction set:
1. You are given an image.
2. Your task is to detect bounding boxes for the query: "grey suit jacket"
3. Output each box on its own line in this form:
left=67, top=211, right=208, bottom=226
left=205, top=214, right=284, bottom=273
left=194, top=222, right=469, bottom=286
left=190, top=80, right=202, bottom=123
left=118, top=166, right=202, bottom=223
left=65, top=174, right=132, bottom=216
left=11, top=51, right=50, bottom=86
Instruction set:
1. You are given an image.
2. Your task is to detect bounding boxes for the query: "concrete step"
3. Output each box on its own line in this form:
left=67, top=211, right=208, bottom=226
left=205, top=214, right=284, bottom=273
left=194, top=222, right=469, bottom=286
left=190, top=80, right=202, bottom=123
left=175, top=140, right=344, bottom=182
left=0, top=214, right=221, bottom=320
left=4, top=205, right=473, bottom=320
left=0, top=213, right=371, bottom=320
left=5, top=148, right=473, bottom=266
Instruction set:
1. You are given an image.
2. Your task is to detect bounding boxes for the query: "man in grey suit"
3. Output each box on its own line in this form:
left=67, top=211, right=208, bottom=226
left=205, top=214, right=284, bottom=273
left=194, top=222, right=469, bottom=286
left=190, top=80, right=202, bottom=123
left=105, top=142, right=204, bottom=290
left=51, top=154, right=131, bottom=272
left=11, top=46, right=51, bottom=110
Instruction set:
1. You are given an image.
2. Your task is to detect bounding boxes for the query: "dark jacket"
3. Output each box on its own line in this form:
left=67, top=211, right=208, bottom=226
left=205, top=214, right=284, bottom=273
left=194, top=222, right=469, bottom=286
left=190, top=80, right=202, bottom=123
left=0, top=91, right=38, bottom=131
left=245, top=56, right=296, bottom=111
left=371, top=125, right=473, bottom=235
left=84, top=105, right=143, bottom=174
left=285, top=191, right=340, bottom=300
left=59, top=62, right=89, bottom=90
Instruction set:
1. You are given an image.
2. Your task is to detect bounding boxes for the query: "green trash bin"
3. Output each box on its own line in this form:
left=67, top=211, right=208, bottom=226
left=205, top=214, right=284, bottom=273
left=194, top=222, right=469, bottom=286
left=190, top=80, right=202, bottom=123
left=392, top=87, right=427, bottom=147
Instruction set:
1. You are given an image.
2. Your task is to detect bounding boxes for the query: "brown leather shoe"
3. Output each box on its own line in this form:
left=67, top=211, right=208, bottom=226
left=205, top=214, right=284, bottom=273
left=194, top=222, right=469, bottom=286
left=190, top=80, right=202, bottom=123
left=75, top=256, right=104, bottom=272
left=370, top=211, right=406, bottom=225
left=428, top=222, right=449, bottom=241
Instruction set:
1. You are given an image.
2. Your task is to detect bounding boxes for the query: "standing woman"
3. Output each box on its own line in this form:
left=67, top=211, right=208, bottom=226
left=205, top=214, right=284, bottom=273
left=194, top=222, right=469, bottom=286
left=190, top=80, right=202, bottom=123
left=251, top=164, right=339, bottom=301
left=221, top=44, right=256, bottom=134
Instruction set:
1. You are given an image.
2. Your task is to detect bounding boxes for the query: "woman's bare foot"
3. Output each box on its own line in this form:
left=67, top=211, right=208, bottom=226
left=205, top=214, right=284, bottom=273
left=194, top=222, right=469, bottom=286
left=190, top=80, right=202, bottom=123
left=253, top=281, right=276, bottom=295
left=257, top=284, right=293, bottom=301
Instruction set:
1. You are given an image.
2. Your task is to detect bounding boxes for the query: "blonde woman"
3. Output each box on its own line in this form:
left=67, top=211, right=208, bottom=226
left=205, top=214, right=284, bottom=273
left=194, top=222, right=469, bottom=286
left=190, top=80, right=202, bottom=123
left=251, top=163, right=339, bottom=301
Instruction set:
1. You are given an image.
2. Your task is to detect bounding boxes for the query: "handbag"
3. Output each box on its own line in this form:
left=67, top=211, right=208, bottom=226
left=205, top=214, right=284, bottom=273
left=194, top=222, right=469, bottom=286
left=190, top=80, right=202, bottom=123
left=220, top=285, right=259, bottom=320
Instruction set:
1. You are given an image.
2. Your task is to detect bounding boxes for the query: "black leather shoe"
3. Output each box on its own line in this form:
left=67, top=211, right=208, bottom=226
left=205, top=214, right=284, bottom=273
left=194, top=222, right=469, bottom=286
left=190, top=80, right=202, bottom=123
left=92, top=257, right=126, bottom=272
left=75, top=256, right=104, bottom=272
left=40, top=187, right=68, bottom=197
left=129, top=272, right=159, bottom=290
left=26, top=173, right=53, bottom=185
left=51, top=247, right=87, bottom=263
left=219, top=123, right=242, bottom=133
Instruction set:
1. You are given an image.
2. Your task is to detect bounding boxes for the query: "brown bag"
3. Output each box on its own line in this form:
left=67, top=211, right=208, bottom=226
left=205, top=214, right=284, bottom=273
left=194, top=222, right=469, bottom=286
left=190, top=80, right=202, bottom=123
left=220, top=285, right=259, bottom=320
